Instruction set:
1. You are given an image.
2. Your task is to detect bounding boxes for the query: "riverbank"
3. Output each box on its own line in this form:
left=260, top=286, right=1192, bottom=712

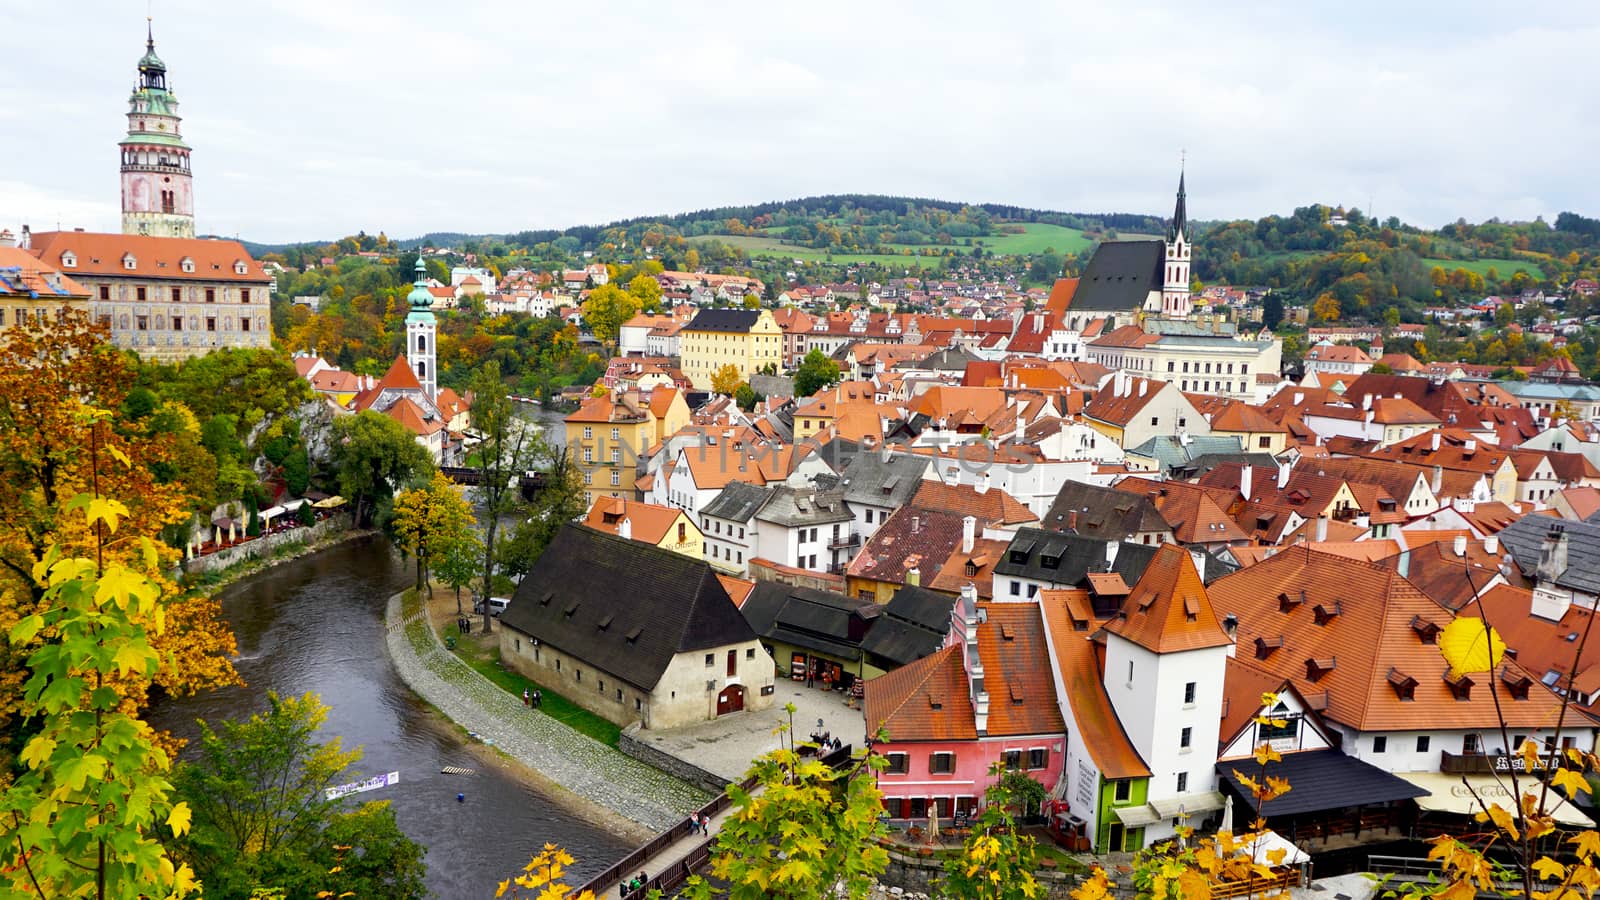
left=384, top=587, right=711, bottom=834
left=181, top=518, right=375, bottom=599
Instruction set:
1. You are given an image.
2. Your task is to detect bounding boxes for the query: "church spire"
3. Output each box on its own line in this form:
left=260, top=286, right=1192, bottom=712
left=1168, top=164, right=1187, bottom=242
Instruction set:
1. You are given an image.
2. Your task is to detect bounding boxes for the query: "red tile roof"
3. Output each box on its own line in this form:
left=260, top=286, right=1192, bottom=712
left=977, top=603, right=1068, bottom=736
left=1039, top=591, right=1150, bottom=778
left=1104, top=544, right=1232, bottom=653
left=27, top=231, right=269, bottom=283
left=863, top=644, right=977, bottom=742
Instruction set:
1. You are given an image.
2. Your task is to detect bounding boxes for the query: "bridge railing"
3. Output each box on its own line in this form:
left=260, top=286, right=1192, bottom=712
left=579, top=746, right=856, bottom=897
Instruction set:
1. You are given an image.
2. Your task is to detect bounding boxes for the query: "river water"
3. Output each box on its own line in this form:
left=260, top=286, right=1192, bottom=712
left=149, top=537, right=629, bottom=899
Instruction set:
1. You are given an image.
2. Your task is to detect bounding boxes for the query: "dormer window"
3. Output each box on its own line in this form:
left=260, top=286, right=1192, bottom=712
left=59, top=251, right=76, bottom=268
left=1502, top=670, right=1532, bottom=700
left=1305, top=656, right=1336, bottom=682
left=1313, top=600, right=1342, bottom=626
left=122, top=254, right=137, bottom=270
left=181, top=257, right=195, bottom=273
left=1278, top=590, right=1305, bottom=613
left=1387, top=667, right=1418, bottom=700
left=1254, top=636, right=1282, bottom=660
left=1444, top=671, right=1474, bottom=701
left=234, top=261, right=248, bottom=275
left=1410, top=616, right=1441, bottom=644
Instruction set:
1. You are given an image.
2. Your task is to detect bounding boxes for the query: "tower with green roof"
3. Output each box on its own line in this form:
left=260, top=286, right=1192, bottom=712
left=405, top=256, right=438, bottom=400
left=119, top=21, right=195, bottom=238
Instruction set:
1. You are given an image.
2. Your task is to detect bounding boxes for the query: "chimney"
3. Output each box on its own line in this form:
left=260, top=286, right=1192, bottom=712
left=1138, top=379, right=1148, bottom=398
left=962, top=515, right=976, bottom=554
left=1485, top=534, right=1499, bottom=555
left=906, top=566, right=920, bottom=587
left=1538, top=526, right=1569, bottom=583
left=1315, top=515, right=1328, bottom=542
left=0, top=229, right=13, bottom=248
left=1105, top=540, right=1119, bottom=570
left=1431, top=432, right=1441, bottom=452
left=976, top=471, right=991, bottom=495
left=1463, top=439, right=1476, bottom=455
left=1221, top=613, right=1238, bottom=640
left=911, top=515, right=921, bottom=534
left=618, top=516, right=633, bottom=541
left=1452, top=534, right=1467, bottom=557
left=1431, top=465, right=1443, bottom=494
left=1363, top=393, right=1373, bottom=411
left=1240, top=464, right=1254, bottom=502
left=18, top=225, right=30, bottom=249
left=1067, top=509, right=1079, bottom=531
left=1277, top=461, right=1292, bottom=490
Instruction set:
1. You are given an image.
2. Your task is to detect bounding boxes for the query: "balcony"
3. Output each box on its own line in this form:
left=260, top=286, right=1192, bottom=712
left=828, top=533, right=862, bottom=551
left=1439, top=750, right=1510, bottom=775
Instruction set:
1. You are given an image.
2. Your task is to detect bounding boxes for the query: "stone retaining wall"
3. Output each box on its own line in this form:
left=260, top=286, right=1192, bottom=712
left=618, top=724, right=730, bottom=794
left=182, top=516, right=348, bottom=575
left=874, top=846, right=1088, bottom=899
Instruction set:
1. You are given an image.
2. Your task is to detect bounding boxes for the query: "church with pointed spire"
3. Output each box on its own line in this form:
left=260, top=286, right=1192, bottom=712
left=1160, top=170, right=1191, bottom=318
left=120, top=22, right=195, bottom=238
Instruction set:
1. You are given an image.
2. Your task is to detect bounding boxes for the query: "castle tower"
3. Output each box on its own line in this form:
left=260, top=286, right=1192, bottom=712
left=1161, top=167, right=1191, bottom=318
left=405, top=257, right=438, bottom=400
left=120, top=22, right=195, bottom=238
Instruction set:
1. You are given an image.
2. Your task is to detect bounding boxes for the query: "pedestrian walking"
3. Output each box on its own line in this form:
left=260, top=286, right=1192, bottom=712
left=522, top=688, right=530, bottom=707
left=533, top=689, right=542, bottom=708
left=687, top=812, right=699, bottom=834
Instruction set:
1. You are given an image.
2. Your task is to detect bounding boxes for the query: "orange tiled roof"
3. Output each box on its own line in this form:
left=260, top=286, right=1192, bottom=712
left=1114, top=477, right=1249, bottom=545
left=910, top=480, right=1038, bottom=528
left=863, top=644, right=977, bottom=742
left=27, top=231, right=269, bottom=283
left=717, top=573, right=757, bottom=608
left=927, top=537, right=1011, bottom=598
left=582, top=498, right=690, bottom=546
left=976, top=602, right=1067, bottom=736
left=386, top=396, right=443, bottom=436
left=1104, top=544, right=1232, bottom=653
left=1207, top=545, right=1568, bottom=732
left=1039, top=591, right=1149, bottom=778
left=0, top=245, right=91, bottom=298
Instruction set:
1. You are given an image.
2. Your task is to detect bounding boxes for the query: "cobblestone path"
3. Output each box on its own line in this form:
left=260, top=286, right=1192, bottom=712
left=384, top=592, right=710, bottom=831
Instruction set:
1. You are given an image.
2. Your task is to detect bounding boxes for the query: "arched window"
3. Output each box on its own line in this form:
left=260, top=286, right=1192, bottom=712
left=417, top=361, right=427, bottom=378
left=417, top=334, right=426, bottom=353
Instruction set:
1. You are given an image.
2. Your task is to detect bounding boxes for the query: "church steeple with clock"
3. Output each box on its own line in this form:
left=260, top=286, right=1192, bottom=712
left=120, top=21, right=196, bottom=238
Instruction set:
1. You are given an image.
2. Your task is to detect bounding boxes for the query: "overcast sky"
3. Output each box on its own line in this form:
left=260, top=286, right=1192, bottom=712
left=2, top=1, right=1595, bottom=244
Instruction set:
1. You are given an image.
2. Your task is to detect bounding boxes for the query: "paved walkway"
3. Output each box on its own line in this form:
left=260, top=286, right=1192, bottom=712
left=383, top=592, right=710, bottom=831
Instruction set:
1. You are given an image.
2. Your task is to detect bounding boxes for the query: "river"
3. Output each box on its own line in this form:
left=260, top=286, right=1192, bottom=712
left=149, top=537, right=629, bottom=899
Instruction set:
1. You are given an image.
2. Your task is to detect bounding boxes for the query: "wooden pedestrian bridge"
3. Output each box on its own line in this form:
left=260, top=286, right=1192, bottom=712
left=579, top=744, right=853, bottom=899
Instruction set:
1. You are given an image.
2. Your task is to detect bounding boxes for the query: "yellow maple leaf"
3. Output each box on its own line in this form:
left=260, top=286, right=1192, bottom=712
left=1532, top=855, right=1566, bottom=881
left=1552, top=766, right=1592, bottom=796
left=84, top=496, right=131, bottom=534
left=166, top=801, right=192, bottom=838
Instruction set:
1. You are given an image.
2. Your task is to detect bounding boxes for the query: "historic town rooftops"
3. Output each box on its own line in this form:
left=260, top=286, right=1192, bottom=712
left=740, top=583, right=879, bottom=663
left=1083, top=375, right=1171, bottom=428
left=683, top=308, right=767, bottom=332
left=1205, top=545, right=1568, bottom=732
left=847, top=506, right=966, bottom=587
left=976, top=602, right=1068, bottom=737
left=582, top=498, right=690, bottom=545
left=700, top=480, right=774, bottom=523
left=1039, top=591, right=1150, bottom=778
left=1498, top=515, right=1600, bottom=596
left=503, top=524, right=757, bottom=691
left=926, top=537, right=1011, bottom=599
left=1114, top=478, right=1250, bottom=545
left=27, top=231, right=270, bottom=283
left=1069, top=240, right=1163, bottom=312
left=910, top=480, right=1038, bottom=529
left=1103, top=544, right=1233, bottom=653
left=864, top=645, right=977, bottom=742
left=860, top=585, right=956, bottom=669
left=565, top=390, right=651, bottom=424
left=835, top=449, right=932, bottom=508
left=754, top=484, right=854, bottom=528
left=0, top=245, right=89, bottom=298
left=1044, top=480, right=1170, bottom=541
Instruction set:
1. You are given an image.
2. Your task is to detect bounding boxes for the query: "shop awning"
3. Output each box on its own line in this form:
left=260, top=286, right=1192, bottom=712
left=1112, top=804, right=1162, bottom=827
left=259, top=505, right=286, bottom=521
left=1402, top=771, right=1594, bottom=829
left=1151, top=791, right=1226, bottom=819
left=282, top=498, right=308, bottom=511
left=1217, top=749, right=1428, bottom=817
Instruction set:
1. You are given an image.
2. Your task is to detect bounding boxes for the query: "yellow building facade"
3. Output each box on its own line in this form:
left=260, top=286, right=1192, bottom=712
left=566, top=390, right=657, bottom=508
left=678, top=308, right=781, bottom=390
left=0, top=243, right=91, bottom=335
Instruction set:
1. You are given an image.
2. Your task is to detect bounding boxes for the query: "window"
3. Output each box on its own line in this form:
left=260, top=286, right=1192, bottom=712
left=1167, top=361, right=1175, bottom=372
left=1180, top=727, right=1192, bottom=749
left=1372, top=736, right=1387, bottom=754
left=727, top=649, right=737, bottom=676
left=205, top=317, right=216, bottom=332
left=205, top=288, right=215, bottom=303
left=929, top=752, right=955, bottom=774
left=1027, top=748, right=1047, bottom=770
left=135, top=315, right=147, bottom=331
left=583, top=427, right=592, bottom=440
left=241, top=318, right=251, bottom=332
left=1151, top=416, right=1159, bottom=426
left=610, top=470, right=620, bottom=487
left=1416, top=735, right=1431, bottom=753
left=136, top=286, right=147, bottom=301
left=746, top=648, right=754, bottom=659
left=1184, top=682, right=1197, bottom=705
left=1113, top=780, right=1132, bottom=803
left=886, top=753, right=909, bottom=774
left=1127, top=660, right=1134, bottom=683
left=678, top=523, right=687, bottom=542
left=705, top=653, right=714, bottom=667
left=1176, top=772, right=1188, bottom=792
left=169, top=287, right=181, bottom=302
left=171, top=316, right=182, bottom=331
left=1003, top=750, right=1022, bottom=771
left=1258, top=436, right=1272, bottom=449
left=99, top=285, right=109, bottom=300
left=598, top=679, right=604, bottom=693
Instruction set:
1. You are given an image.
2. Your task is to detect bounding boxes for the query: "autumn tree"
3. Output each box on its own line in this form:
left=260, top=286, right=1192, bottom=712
left=495, top=444, right=586, bottom=583
left=0, top=314, right=239, bottom=764
left=390, top=471, right=476, bottom=594
left=581, top=283, right=640, bottom=349
left=169, top=692, right=427, bottom=899
left=710, top=364, right=745, bottom=397
left=942, top=764, right=1044, bottom=900
left=627, top=273, right=663, bottom=313
left=793, top=349, right=842, bottom=397
left=497, top=843, right=595, bottom=900
left=0, top=490, right=199, bottom=899
left=680, top=705, right=888, bottom=900
left=436, top=529, right=485, bottom=617
left=1311, top=292, right=1340, bottom=323
left=329, top=410, right=433, bottom=526
left=467, top=362, right=538, bottom=629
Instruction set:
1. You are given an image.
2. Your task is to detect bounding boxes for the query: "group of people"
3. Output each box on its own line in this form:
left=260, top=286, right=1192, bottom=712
left=521, top=688, right=543, bottom=709
left=622, top=871, right=649, bottom=895
left=455, top=616, right=472, bottom=634
left=687, top=811, right=710, bottom=835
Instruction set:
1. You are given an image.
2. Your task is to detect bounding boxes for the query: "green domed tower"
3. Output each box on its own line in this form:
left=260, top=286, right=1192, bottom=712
left=405, top=256, right=437, bottom=400
left=120, top=21, right=195, bottom=237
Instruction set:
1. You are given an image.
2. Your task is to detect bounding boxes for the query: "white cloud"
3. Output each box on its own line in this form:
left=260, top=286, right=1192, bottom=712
left=2, top=0, right=1595, bottom=242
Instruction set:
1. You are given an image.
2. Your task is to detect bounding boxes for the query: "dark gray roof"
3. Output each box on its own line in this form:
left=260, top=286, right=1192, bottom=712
left=701, top=481, right=774, bottom=523
left=1125, top=434, right=1246, bottom=473
left=1043, top=481, right=1170, bottom=541
left=1178, top=452, right=1281, bottom=480
left=988, top=527, right=1234, bottom=587
left=741, top=583, right=877, bottom=662
left=501, top=525, right=756, bottom=690
left=1070, top=240, right=1163, bottom=312
left=860, top=585, right=954, bottom=668
left=1218, top=749, right=1426, bottom=818
left=837, top=450, right=930, bottom=509
left=754, top=485, right=854, bottom=528
left=687, top=308, right=765, bottom=332
left=1499, top=516, right=1600, bottom=595
left=916, top=346, right=980, bottom=371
